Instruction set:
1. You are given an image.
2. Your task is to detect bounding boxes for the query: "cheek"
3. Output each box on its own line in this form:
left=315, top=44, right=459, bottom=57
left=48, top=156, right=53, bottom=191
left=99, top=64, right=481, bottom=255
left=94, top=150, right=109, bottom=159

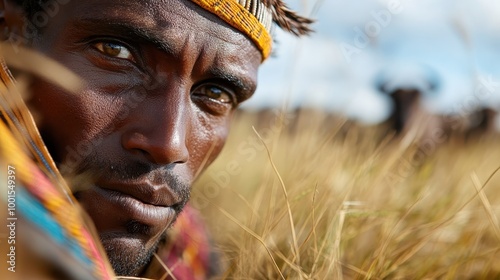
left=28, top=79, right=122, bottom=161
left=187, top=113, right=231, bottom=179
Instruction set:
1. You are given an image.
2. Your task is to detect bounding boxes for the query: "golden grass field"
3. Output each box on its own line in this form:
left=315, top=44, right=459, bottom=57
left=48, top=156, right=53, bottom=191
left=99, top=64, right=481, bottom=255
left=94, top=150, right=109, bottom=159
left=192, top=109, right=500, bottom=279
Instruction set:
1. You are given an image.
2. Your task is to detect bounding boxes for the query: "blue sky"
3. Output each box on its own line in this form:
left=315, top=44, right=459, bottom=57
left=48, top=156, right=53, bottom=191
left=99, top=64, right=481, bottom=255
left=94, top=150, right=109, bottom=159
left=242, top=0, right=500, bottom=124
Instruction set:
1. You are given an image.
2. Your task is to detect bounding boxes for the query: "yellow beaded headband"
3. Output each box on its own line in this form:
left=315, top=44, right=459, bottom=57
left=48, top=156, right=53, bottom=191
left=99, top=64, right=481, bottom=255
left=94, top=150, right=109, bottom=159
left=191, top=0, right=273, bottom=60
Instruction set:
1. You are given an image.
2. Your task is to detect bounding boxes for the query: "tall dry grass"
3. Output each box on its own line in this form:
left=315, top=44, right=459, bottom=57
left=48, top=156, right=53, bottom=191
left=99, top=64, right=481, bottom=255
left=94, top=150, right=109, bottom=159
left=192, top=109, right=500, bottom=279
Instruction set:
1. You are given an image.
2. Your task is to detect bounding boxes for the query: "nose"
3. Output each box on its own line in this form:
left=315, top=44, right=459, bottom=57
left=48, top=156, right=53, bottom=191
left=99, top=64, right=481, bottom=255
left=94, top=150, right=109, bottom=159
left=121, top=93, right=190, bottom=165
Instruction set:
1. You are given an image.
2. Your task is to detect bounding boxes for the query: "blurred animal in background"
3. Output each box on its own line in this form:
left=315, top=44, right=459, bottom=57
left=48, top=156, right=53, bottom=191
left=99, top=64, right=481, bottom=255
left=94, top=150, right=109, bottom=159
left=465, top=107, right=499, bottom=139
left=376, top=64, right=442, bottom=145
left=374, top=63, right=500, bottom=145
left=385, top=88, right=424, bottom=134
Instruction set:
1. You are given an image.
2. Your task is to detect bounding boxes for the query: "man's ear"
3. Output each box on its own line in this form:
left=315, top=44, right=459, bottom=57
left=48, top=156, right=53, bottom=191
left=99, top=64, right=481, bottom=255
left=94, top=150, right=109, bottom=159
left=1, top=0, right=27, bottom=42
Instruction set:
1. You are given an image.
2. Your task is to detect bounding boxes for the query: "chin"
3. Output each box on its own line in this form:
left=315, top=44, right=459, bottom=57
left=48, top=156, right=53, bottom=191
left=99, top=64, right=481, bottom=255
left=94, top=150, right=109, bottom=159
left=99, top=232, right=161, bottom=277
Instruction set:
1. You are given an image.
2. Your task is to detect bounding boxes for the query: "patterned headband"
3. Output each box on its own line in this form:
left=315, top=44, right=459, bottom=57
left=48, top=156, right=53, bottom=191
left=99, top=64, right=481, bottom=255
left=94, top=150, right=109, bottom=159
left=191, top=0, right=273, bottom=60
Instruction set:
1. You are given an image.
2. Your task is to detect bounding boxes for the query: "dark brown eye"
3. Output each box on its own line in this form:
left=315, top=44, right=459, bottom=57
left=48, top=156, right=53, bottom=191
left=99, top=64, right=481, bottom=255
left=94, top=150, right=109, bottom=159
left=94, top=42, right=134, bottom=61
left=195, top=85, right=234, bottom=104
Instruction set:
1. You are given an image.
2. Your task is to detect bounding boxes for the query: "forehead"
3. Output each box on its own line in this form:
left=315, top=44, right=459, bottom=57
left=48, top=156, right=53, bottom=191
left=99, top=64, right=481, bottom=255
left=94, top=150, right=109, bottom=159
left=65, top=0, right=246, bottom=43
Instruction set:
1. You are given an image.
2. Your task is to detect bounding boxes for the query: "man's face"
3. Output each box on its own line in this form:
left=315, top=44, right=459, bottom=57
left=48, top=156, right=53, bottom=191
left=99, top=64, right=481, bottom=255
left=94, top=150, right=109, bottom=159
left=6, top=0, right=261, bottom=275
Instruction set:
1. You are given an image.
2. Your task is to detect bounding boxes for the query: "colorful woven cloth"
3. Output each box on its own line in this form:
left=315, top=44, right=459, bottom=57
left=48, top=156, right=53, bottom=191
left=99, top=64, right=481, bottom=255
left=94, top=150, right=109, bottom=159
left=162, top=204, right=215, bottom=279
left=0, top=52, right=115, bottom=279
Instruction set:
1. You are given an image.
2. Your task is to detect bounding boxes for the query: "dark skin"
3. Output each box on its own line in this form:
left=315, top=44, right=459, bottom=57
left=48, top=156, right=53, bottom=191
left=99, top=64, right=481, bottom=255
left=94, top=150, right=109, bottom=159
left=2, top=0, right=261, bottom=276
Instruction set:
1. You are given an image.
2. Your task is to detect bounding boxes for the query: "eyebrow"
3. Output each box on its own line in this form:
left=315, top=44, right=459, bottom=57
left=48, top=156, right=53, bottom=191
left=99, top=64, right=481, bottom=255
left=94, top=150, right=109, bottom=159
left=72, top=19, right=176, bottom=55
left=208, top=68, right=256, bottom=102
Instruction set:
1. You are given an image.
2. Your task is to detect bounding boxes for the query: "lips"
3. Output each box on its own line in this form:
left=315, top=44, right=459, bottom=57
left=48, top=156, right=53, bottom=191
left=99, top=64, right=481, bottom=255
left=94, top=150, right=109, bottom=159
left=75, top=180, right=182, bottom=237
left=94, top=187, right=176, bottom=225
left=98, top=180, right=182, bottom=208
